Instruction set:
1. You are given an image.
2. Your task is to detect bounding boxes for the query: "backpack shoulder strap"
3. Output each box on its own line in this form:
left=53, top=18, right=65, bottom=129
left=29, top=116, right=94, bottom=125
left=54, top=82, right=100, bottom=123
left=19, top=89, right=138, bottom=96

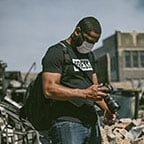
left=59, top=41, right=71, bottom=64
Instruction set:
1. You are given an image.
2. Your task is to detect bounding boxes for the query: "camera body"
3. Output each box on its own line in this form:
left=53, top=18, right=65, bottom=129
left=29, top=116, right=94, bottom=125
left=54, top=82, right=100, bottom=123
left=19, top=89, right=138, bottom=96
left=102, top=83, right=120, bottom=113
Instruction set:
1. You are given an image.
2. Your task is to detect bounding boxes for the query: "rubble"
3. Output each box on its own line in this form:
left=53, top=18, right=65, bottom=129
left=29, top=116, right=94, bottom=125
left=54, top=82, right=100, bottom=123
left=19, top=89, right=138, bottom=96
left=101, top=118, right=144, bottom=144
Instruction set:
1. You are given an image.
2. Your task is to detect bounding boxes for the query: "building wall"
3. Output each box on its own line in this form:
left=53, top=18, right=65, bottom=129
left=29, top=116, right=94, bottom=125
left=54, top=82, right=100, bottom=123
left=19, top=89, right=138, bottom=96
left=94, top=33, right=118, bottom=82
left=117, top=31, right=144, bottom=84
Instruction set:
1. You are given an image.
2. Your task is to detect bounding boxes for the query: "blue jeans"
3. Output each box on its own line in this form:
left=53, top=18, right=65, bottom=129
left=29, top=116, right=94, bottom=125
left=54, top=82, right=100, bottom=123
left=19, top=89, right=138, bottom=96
left=39, top=120, right=102, bottom=144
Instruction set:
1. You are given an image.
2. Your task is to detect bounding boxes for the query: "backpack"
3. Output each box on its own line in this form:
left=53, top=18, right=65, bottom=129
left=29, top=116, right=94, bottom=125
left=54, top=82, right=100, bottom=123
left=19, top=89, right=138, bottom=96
left=20, top=72, right=53, bottom=130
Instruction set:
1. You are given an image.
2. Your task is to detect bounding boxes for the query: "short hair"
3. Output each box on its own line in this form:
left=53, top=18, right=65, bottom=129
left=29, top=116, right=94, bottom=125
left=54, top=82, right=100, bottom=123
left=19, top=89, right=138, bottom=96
left=77, top=16, right=102, bottom=34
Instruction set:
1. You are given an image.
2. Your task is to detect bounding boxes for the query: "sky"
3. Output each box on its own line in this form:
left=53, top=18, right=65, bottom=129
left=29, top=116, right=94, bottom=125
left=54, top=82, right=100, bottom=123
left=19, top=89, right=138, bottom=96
left=0, top=0, right=144, bottom=73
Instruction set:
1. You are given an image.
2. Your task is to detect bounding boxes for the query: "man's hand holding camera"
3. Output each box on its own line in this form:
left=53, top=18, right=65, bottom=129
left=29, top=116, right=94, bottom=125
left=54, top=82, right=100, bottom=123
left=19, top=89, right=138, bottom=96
left=101, top=83, right=120, bottom=125
left=86, top=83, right=119, bottom=125
left=103, top=110, right=117, bottom=125
left=86, top=84, right=108, bottom=101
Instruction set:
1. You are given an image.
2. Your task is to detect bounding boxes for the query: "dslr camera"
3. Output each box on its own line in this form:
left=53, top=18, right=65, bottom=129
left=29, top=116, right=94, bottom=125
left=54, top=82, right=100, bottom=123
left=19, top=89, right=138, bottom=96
left=101, top=83, right=120, bottom=113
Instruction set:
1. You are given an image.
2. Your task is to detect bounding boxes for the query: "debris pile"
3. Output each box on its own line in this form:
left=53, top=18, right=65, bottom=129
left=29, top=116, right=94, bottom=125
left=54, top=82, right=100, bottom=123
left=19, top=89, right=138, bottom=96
left=101, top=118, right=144, bottom=144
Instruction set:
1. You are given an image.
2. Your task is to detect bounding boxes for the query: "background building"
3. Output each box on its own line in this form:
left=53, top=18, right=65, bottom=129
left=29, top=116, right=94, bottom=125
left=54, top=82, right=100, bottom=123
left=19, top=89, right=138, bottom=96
left=93, top=30, right=144, bottom=89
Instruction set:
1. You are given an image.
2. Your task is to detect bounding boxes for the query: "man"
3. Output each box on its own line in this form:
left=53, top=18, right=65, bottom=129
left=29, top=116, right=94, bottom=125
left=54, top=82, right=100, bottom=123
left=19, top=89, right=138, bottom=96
left=40, top=16, right=116, bottom=144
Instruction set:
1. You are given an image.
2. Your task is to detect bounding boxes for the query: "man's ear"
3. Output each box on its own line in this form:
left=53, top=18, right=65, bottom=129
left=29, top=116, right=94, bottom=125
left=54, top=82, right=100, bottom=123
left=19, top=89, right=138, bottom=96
left=74, top=27, right=81, bottom=36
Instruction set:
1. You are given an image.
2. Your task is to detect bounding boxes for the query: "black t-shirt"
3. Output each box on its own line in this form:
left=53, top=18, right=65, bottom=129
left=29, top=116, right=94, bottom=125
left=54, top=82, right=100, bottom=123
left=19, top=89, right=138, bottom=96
left=42, top=40, right=97, bottom=124
left=42, top=41, right=96, bottom=89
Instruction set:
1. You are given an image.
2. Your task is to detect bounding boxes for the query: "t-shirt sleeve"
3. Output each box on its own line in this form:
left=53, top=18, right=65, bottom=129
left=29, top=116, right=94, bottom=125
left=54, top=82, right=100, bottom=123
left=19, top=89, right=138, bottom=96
left=42, top=44, right=64, bottom=74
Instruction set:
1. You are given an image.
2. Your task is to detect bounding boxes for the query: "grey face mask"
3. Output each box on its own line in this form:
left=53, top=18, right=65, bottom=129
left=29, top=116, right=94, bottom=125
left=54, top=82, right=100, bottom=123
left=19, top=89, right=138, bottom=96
left=76, top=41, right=94, bottom=54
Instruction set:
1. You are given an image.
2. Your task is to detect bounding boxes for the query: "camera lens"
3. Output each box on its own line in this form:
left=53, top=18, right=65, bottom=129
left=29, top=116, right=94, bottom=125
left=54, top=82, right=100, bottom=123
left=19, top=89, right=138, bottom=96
left=104, top=94, right=120, bottom=113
